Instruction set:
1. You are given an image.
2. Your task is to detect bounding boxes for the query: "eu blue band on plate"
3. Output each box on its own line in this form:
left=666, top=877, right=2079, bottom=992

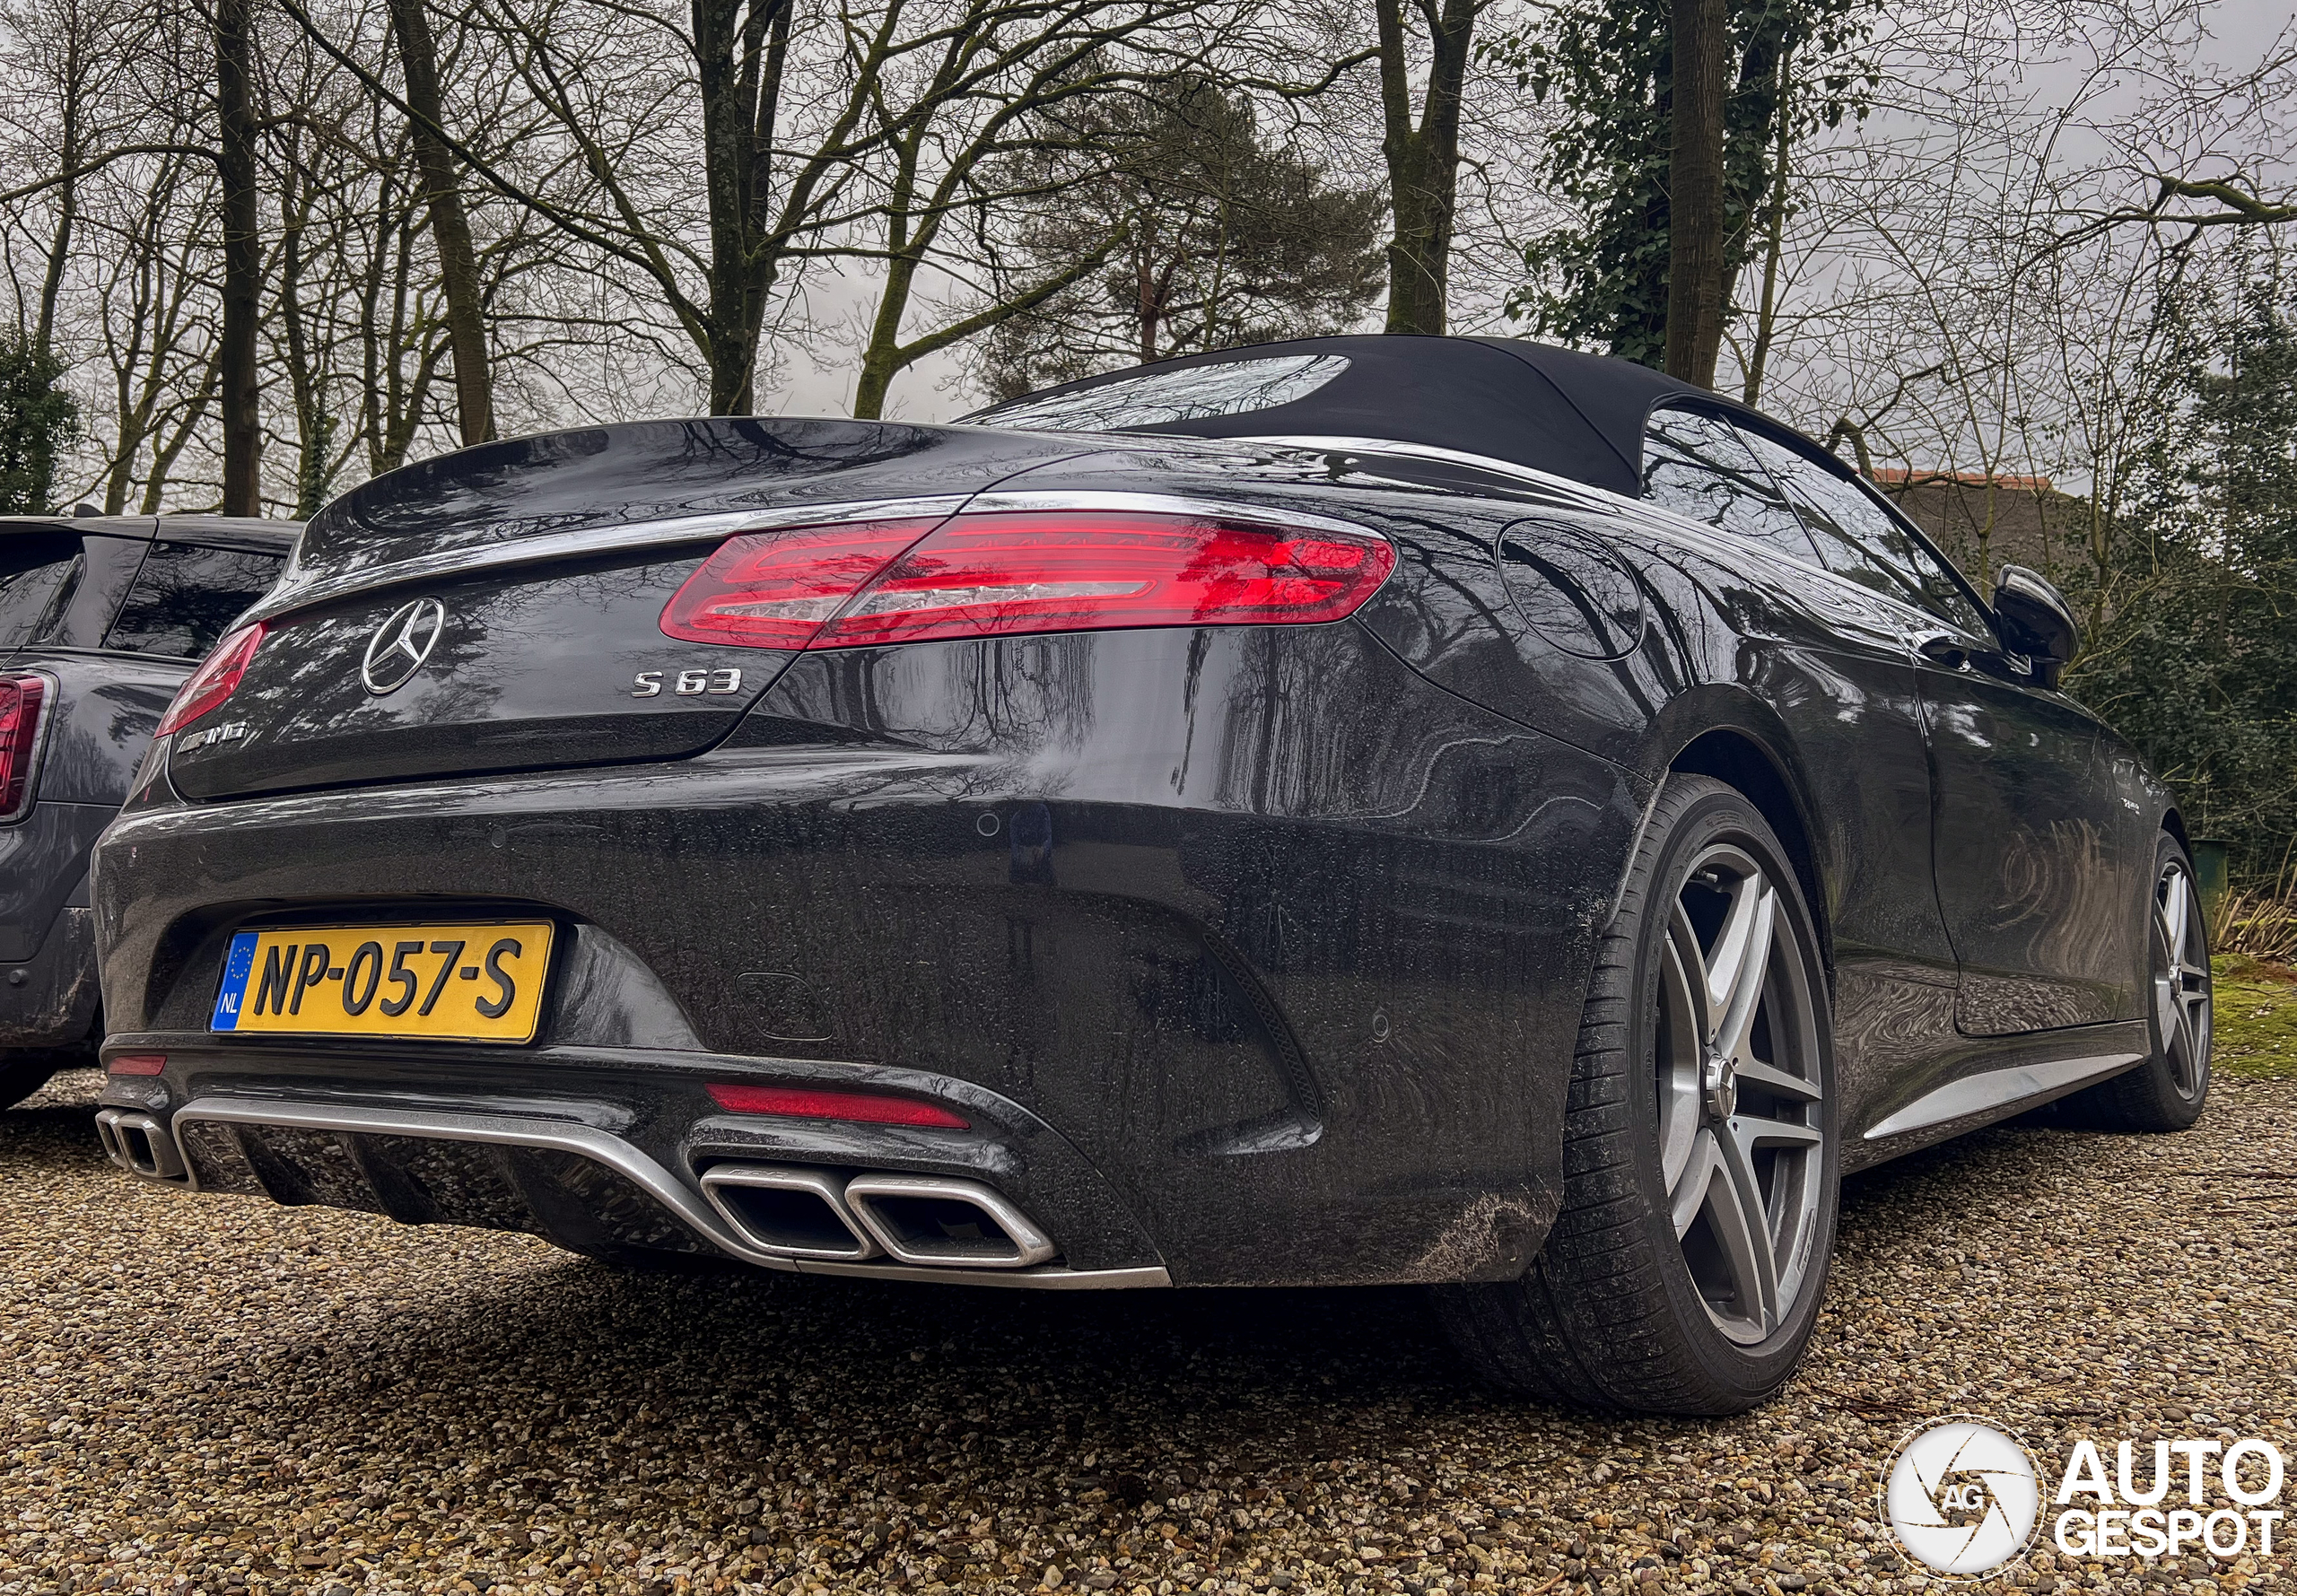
left=212, top=930, right=261, bottom=1031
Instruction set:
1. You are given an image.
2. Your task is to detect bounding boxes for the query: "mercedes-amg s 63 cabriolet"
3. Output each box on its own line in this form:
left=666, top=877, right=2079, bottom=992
left=89, top=336, right=2210, bottom=1414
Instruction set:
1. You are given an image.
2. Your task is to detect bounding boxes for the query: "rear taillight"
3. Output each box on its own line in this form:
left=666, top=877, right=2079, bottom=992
left=0, top=674, right=48, bottom=817
left=154, top=621, right=266, bottom=737
left=659, top=519, right=942, bottom=649
left=659, top=509, right=1394, bottom=652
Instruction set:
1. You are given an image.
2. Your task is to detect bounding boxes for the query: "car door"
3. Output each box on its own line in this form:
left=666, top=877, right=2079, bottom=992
left=1635, top=410, right=1964, bottom=1133
left=1741, top=432, right=2143, bottom=1034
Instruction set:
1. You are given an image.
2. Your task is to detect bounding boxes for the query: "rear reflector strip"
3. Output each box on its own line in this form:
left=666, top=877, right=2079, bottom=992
left=106, top=1054, right=168, bottom=1076
left=706, top=1083, right=971, bottom=1129
left=659, top=508, right=1393, bottom=652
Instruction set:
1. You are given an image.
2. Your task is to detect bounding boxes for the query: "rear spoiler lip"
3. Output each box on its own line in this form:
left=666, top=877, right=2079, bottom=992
left=247, top=493, right=973, bottom=627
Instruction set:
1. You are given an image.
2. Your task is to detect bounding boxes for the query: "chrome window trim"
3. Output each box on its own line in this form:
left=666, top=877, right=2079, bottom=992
left=252, top=495, right=974, bottom=625
left=1227, top=435, right=1628, bottom=510
left=165, top=1096, right=1171, bottom=1289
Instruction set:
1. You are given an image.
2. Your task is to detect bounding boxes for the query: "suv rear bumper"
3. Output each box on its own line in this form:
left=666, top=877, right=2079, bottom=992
left=1, top=903, right=99, bottom=1051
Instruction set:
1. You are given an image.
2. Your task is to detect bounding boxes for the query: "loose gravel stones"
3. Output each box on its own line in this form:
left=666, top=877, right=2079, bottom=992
left=4, top=1069, right=2292, bottom=1596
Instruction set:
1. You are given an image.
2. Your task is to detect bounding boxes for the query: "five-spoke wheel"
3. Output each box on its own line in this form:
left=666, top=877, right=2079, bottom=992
left=1657, top=843, right=1827, bottom=1346
left=2064, top=834, right=2213, bottom=1132
left=1437, top=775, right=1838, bottom=1414
left=2152, top=854, right=2212, bottom=1103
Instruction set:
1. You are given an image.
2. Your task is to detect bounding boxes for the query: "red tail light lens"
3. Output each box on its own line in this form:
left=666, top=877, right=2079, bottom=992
left=154, top=622, right=266, bottom=737
left=0, top=674, right=49, bottom=817
left=813, top=511, right=1396, bottom=650
left=706, top=1082, right=971, bottom=1129
left=659, top=509, right=1394, bottom=652
left=106, top=1053, right=167, bottom=1076
left=659, top=519, right=941, bottom=649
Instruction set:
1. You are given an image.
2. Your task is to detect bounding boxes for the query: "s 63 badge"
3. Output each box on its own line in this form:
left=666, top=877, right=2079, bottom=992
left=633, top=667, right=744, bottom=698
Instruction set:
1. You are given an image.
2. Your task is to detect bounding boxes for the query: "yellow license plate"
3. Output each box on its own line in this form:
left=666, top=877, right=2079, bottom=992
left=209, top=921, right=555, bottom=1042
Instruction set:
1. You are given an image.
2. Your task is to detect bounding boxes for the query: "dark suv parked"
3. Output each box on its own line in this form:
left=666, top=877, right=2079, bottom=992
left=2, top=514, right=295, bottom=1105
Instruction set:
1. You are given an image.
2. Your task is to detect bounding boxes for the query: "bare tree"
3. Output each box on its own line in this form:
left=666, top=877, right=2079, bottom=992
left=1372, top=0, right=1488, bottom=333
left=386, top=0, right=493, bottom=442
left=214, top=0, right=262, bottom=513
left=843, top=7, right=1262, bottom=417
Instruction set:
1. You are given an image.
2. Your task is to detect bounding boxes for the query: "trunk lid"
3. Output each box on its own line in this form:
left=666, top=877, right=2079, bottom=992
left=167, top=418, right=1075, bottom=799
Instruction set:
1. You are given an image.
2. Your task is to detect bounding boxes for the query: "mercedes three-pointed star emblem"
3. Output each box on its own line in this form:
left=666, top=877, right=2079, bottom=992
left=359, top=597, right=448, bottom=694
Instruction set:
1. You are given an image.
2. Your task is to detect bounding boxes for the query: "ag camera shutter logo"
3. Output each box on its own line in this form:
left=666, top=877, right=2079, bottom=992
left=1881, top=1417, right=2042, bottom=1577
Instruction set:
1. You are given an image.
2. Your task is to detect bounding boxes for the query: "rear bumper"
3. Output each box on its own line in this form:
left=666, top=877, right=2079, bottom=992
left=93, top=624, right=1646, bottom=1285
left=0, top=903, right=100, bottom=1051
left=94, top=1089, right=1166, bottom=1287
left=93, top=1031, right=1173, bottom=1282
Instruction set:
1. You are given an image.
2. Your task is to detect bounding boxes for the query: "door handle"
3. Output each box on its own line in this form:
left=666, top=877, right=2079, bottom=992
left=1915, top=633, right=1969, bottom=669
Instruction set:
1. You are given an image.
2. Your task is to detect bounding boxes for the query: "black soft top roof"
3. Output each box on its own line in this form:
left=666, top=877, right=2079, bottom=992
left=965, top=334, right=1752, bottom=498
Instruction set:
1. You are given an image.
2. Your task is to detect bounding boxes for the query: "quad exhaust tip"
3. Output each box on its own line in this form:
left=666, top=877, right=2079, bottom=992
left=698, top=1164, right=1055, bottom=1269
left=94, top=1110, right=187, bottom=1182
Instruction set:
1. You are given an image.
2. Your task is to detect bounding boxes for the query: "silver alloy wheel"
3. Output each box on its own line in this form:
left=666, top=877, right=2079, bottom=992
left=1655, top=842, right=1827, bottom=1346
left=2154, top=859, right=2212, bottom=1101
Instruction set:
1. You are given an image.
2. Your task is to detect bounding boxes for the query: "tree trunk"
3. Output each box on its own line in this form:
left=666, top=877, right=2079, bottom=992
left=1664, top=0, right=1729, bottom=388
left=693, top=0, right=790, bottom=414
left=387, top=0, right=495, bottom=446
left=276, top=166, right=334, bottom=518
left=1375, top=0, right=1478, bottom=336
left=33, top=24, right=83, bottom=361
left=215, top=0, right=262, bottom=514
left=852, top=248, right=923, bottom=420
left=1740, top=40, right=1795, bottom=406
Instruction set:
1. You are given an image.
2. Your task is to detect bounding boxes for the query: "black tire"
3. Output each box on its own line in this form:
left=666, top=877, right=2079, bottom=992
left=1435, top=774, right=1838, bottom=1415
left=2057, top=833, right=2211, bottom=1133
left=0, top=1055, right=62, bottom=1111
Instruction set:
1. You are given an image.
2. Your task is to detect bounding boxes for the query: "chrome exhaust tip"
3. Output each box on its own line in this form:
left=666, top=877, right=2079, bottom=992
left=94, top=1110, right=186, bottom=1181
left=843, top=1173, right=1055, bottom=1269
left=697, top=1164, right=880, bottom=1260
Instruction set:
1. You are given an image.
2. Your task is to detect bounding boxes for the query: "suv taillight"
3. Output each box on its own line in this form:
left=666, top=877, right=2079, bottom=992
left=155, top=622, right=266, bottom=737
left=0, top=674, right=48, bottom=818
left=659, top=509, right=1395, bottom=651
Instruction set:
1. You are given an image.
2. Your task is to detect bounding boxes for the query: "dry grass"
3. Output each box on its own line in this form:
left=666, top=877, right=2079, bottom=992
left=2218, top=883, right=2297, bottom=962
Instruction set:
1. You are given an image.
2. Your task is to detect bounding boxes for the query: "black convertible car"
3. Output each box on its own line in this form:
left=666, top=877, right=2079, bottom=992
left=89, top=337, right=2209, bottom=1414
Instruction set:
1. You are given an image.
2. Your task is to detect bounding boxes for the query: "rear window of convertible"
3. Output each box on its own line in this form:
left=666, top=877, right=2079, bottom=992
left=965, top=353, right=1351, bottom=432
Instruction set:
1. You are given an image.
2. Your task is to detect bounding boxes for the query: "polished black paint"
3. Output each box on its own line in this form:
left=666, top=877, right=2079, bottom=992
left=103, top=615, right=1638, bottom=1284
left=173, top=420, right=1088, bottom=799
left=90, top=362, right=2179, bottom=1283
left=290, top=418, right=1077, bottom=580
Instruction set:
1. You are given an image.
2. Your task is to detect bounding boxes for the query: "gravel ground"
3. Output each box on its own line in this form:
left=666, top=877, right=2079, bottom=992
left=4, top=1068, right=2292, bottom=1596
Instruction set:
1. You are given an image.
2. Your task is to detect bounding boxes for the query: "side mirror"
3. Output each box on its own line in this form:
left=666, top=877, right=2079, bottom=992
left=1992, top=564, right=2080, bottom=680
